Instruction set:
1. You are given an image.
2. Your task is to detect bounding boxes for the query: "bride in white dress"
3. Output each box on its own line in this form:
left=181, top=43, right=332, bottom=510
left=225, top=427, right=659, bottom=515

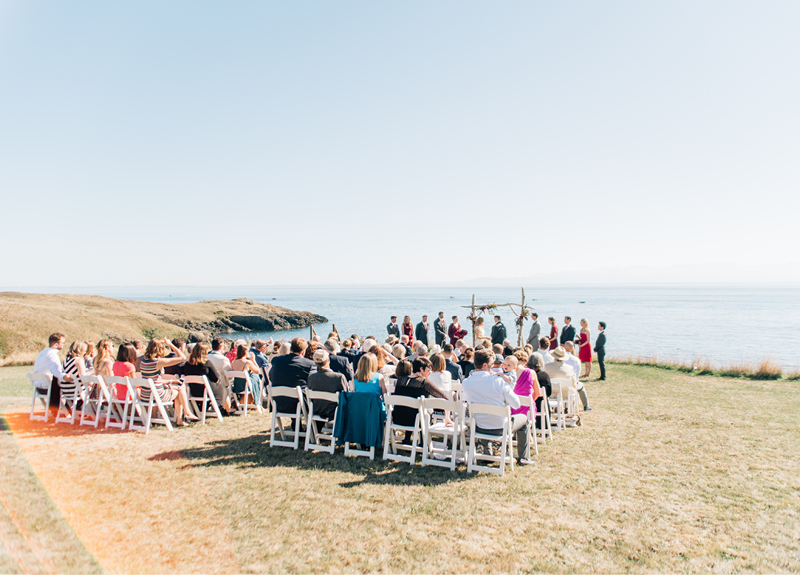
left=473, top=316, right=491, bottom=348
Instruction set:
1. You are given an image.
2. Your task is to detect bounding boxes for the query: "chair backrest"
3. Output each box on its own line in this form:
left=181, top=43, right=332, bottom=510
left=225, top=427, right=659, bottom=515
left=270, top=385, right=302, bottom=399
left=420, top=397, right=458, bottom=413
left=517, top=394, right=534, bottom=418
left=550, top=378, right=571, bottom=398
left=27, top=372, right=52, bottom=388
left=450, top=381, right=464, bottom=400
left=468, top=402, right=511, bottom=419
left=183, top=375, right=209, bottom=386
left=384, top=394, right=421, bottom=410
left=305, top=389, right=339, bottom=404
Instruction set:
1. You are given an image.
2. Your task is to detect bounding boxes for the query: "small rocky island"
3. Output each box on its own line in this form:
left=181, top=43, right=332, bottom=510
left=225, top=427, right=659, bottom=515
left=0, top=292, right=327, bottom=366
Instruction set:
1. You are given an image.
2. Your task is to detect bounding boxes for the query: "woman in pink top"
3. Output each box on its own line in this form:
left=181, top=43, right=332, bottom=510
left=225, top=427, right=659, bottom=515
left=510, top=352, right=540, bottom=419
left=111, top=343, right=137, bottom=400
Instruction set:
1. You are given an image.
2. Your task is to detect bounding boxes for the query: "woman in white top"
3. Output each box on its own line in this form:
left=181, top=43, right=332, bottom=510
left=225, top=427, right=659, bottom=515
left=473, top=316, right=491, bottom=348
left=427, top=353, right=453, bottom=426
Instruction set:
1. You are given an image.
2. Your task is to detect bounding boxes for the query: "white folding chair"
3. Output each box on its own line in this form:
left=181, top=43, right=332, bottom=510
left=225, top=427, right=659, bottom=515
left=184, top=375, right=223, bottom=424
left=79, top=375, right=109, bottom=428
left=127, top=377, right=174, bottom=433
left=227, top=370, right=263, bottom=416
left=269, top=385, right=306, bottom=449
left=514, top=395, right=538, bottom=459
left=466, top=402, right=515, bottom=476
left=549, top=378, right=577, bottom=431
left=450, top=381, right=465, bottom=402
left=304, top=390, right=339, bottom=454
left=382, top=394, right=421, bottom=465
left=420, top=397, right=465, bottom=471
left=344, top=441, right=375, bottom=460
left=536, top=390, right=553, bottom=443
left=103, top=376, right=133, bottom=430
left=27, top=372, right=53, bottom=422
left=55, top=376, right=84, bottom=425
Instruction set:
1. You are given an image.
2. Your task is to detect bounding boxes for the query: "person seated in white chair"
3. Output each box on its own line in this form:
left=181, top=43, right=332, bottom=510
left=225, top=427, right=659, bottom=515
left=545, top=346, right=592, bottom=412
left=462, top=349, right=533, bottom=465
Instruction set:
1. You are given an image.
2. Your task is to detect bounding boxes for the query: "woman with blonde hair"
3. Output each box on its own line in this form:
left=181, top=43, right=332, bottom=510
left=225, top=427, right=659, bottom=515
left=139, top=338, right=196, bottom=426
left=83, top=342, right=96, bottom=373
left=354, top=353, right=388, bottom=397
left=577, top=318, right=593, bottom=378
left=93, top=339, right=115, bottom=377
left=402, top=315, right=414, bottom=345
left=369, top=345, right=399, bottom=378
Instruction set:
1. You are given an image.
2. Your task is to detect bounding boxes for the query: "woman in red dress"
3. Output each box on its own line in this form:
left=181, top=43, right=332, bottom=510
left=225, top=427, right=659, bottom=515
left=402, top=315, right=414, bottom=345
left=548, top=317, right=559, bottom=350
left=577, top=318, right=592, bottom=378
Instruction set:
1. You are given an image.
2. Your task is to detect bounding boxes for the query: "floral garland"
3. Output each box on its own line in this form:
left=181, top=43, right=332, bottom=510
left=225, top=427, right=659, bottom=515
left=467, top=303, right=498, bottom=325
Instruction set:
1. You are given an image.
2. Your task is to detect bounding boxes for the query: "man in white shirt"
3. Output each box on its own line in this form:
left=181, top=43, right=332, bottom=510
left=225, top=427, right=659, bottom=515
left=547, top=345, right=591, bottom=411
left=533, top=337, right=553, bottom=365
left=462, top=349, right=532, bottom=464
left=33, top=332, right=73, bottom=407
left=207, top=338, right=232, bottom=382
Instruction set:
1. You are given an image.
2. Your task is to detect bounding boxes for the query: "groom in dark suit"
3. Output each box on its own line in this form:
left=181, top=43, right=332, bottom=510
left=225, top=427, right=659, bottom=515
left=415, top=315, right=429, bottom=346
left=560, top=316, right=576, bottom=345
left=491, top=315, right=507, bottom=346
left=594, top=322, right=607, bottom=380
left=434, top=312, right=447, bottom=346
left=387, top=316, right=400, bottom=338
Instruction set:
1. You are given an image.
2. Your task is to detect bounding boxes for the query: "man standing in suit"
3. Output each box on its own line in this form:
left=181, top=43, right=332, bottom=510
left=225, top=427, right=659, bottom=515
left=387, top=316, right=400, bottom=338
left=268, top=337, right=317, bottom=417
left=491, top=315, right=507, bottom=346
left=415, top=315, right=430, bottom=346
left=560, top=316, right=576, bottom=346
left=526, top=313, right=541, bottom=347
left=433, top=312, right=447, bottom=346
left=594, top=322, right=607, bottom=380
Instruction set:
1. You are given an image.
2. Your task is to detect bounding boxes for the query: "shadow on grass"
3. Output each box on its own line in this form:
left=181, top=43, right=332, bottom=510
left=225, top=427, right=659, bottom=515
left=1, top=410, right=131, bottom=437
left=173, top=431, right=477, bottom=487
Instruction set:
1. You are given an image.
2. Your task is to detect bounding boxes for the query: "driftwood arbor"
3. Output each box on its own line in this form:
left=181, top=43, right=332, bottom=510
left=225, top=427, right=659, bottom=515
left=462, top=288, right=535, bottom=347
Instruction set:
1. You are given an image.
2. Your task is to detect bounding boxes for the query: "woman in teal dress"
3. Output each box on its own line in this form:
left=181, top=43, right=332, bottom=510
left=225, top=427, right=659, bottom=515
left=354, top=353, right=387, bottom=415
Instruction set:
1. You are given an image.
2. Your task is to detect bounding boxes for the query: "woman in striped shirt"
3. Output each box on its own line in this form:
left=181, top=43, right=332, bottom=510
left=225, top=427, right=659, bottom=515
left=139, top=338, right=197, bottom=426
left=61, top=341, right=88, bottom=406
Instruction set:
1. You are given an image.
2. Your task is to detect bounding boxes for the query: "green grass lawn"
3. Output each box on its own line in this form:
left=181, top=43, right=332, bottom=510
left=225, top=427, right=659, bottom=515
left=0, top=364, right=798, bottom=573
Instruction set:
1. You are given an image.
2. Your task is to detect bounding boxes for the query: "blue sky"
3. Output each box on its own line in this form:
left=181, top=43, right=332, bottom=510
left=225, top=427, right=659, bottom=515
left=1, top=1, right=798, bottom=286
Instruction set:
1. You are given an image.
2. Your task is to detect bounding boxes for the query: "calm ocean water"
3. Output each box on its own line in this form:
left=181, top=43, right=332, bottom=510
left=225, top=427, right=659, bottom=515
left=17, top=284, right=800, bottom=371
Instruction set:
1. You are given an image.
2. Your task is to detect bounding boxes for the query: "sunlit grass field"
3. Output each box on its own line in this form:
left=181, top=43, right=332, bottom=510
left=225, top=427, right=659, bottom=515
left=1, top=363, right=798, bottom=573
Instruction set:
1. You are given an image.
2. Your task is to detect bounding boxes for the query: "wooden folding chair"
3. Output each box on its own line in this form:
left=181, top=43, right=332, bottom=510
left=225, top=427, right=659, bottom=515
left=27, top=372, right=53, bottom=422
left=466, top=402, right=515, bottom=476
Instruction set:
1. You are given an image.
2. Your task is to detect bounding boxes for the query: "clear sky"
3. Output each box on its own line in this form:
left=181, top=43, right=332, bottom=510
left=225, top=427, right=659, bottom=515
left=1, top=1, right=798, bottom=286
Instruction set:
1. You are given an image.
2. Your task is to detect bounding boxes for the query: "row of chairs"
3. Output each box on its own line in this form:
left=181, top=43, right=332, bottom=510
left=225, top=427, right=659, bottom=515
left=27, top=372, right=224, bottom=433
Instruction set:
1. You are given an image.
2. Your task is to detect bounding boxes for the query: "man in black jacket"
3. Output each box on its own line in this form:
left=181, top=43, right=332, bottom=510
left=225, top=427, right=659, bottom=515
left=560, top=316, right=576, bottom=345
left=594, top=322, right=607, bottom=380
left=386, top=316, right=400, bottom=338
left=491, top=316, right=507, bottom=346
left=269, top=337, right=316, bottom=415
left=433, top=312, right=447, bottom=346
left=415, top=315, right=429, bottom=347
left=442, top=344, right=464, bottom=382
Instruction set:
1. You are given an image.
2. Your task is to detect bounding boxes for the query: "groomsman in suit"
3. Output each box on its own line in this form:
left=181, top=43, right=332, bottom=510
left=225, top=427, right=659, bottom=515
left=594, top=322, right=607, bottom=380
left=560, top=316, right=576, bottom=345
left=526, top=313, right=541, bottom=347
left=491, top=316, right=507, bottom=346
left=415, top=315, right=430, bottom=346
left=387, top=316, right=400, bottom=338
left=434, top=312, right=447, bottom=346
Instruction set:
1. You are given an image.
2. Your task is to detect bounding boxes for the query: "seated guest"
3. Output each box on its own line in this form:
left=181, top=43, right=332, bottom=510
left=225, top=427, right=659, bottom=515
left=462, top=349, right=531, bottom=465
left=250, top=339, right=272, bottom=371
left=83, top=342, right=96, bottom=374
left=304, top=341, right=321, bottom=360
left=61, top=341, right=88, bottom=403
left=527, top=354, right=551, bottom=429
left=231, top=344, right=263, bottom=407
left=427, top=353, right=452, bottom=394
left=392, top=344, right=406, bottom=361
left=164, top=338, right=187, bottom=376
left=269, top=337, right=316, bottom=416
left=394, top=359, right=413, bottom=379
left=392, top=357, right=449, bottom=443
left=183, top=342, right=232, bottom=414
left=93, top=339, right=115, bottom=377
left=502, top=340, right=515, bottom=358
left=112, top=343, right=138, bottom=400
left=455, top=339, right=467, bottom=361
left=370, top=344, right=398, bottom=378
left=492, top=343, right=504, bottom=356
left=533, top=337, right=554, bottom=365
left=307, top=349, right=347, bottom=423
left=324, top=338, right=354, bottom=386
left=276, top=341, right=291, bottom=355
left=139, top=338, right=195, bottom=426
left=33, top=333, right=72, bottom=407
left=354, top=354, right=388, bottom=397
left=400, top=335, right=413, bottom=357
left=442, top=344, right=464, bottom=382
left=458, top=347, right=476, bottom=378
left=225, top=340, right=239, bottom=363
left=207, top=338, right=232, bottom=382
left=545, top=346, right=591, bottom=411
left=408, top=341, right=428, bottom=362
left=511, top=353, right=540, bottom=422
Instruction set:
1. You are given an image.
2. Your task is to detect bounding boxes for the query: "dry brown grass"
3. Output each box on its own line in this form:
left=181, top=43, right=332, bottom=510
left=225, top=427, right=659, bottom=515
left=610, top=354, right=793, bottom=380
left=1, top=363, right=799, bottom=573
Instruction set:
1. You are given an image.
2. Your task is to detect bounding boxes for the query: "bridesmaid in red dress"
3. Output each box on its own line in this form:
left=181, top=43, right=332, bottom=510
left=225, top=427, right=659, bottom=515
left=548, top=317, right=559, bottom=350
left=577, top=318, right=593, bottom=378
left=402, top=315, right=415, bottom=345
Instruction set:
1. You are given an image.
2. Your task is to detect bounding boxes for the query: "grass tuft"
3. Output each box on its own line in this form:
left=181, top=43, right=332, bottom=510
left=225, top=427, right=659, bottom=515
left=608, top=354, right=798, bottom=381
